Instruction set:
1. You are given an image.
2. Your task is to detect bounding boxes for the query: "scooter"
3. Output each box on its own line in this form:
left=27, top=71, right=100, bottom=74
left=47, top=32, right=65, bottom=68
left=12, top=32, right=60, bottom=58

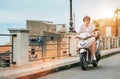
left=77, top=32, right=101, bottom=70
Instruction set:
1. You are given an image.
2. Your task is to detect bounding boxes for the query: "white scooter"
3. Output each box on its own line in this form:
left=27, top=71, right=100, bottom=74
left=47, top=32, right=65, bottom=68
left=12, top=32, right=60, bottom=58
left=77, top=32, right=101, bottom=70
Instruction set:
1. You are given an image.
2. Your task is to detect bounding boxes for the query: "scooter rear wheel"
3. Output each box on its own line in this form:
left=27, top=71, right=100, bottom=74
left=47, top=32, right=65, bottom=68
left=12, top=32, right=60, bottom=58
left=92, top=61, right=98, bottom=67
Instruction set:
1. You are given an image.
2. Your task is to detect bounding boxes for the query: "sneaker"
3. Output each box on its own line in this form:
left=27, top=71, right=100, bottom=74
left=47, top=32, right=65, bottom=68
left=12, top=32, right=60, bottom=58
left=93, top=56, right=96, bottom=61
left=93, top=57, right=96, bottom=61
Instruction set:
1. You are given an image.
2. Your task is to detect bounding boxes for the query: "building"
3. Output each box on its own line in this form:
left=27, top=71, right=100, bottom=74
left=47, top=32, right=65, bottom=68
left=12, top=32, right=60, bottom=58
left=27, top=20, right=68, bottom=59
left=0, top=43, right=10, bottom=67
left=27, top=20, right=67, bottom=36
left=94, top=18, right=120, bottom=37
left=26, top=20, right=56, bottom=35
left=93, top=8, right=120, bottom=37
left=55, top=24, right=67, bottom=37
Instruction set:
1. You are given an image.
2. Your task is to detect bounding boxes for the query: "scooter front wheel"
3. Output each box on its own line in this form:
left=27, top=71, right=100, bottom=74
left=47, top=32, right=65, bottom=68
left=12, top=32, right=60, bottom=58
left=80, top=53, right=88, bottom=70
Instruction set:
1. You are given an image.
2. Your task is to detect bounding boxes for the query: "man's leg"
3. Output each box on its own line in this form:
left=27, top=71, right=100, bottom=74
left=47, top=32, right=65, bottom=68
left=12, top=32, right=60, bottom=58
left=92, top=40, right=96, bottom=60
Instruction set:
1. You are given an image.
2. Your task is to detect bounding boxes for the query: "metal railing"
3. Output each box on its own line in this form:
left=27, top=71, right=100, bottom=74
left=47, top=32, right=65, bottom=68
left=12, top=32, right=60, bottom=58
left=100, top=36, right=120, bottom=50
left=0, top=34, right=16, bottom=68
left=29, top=35, right=71, bottom=62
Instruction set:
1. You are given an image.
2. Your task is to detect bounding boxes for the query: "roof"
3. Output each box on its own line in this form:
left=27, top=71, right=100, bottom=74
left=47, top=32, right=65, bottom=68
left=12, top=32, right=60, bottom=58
left=0, top=43, right=10, bottom=54
left=27, top=20, right=54, bottom=25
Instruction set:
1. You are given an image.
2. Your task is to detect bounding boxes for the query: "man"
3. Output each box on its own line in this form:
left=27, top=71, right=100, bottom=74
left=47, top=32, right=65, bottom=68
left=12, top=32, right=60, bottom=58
left=76, top=16, right=99, bottom=61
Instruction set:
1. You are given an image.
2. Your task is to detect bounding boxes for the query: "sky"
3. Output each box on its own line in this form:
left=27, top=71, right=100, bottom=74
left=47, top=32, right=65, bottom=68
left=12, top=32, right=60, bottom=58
left=0, top=0, right=120, bottom=44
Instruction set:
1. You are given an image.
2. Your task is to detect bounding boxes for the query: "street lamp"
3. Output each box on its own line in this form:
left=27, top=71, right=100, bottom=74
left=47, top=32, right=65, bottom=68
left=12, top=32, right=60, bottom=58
left=69, top=0, right=76, bottom=33
left=114, top=8, right=120, bottom=36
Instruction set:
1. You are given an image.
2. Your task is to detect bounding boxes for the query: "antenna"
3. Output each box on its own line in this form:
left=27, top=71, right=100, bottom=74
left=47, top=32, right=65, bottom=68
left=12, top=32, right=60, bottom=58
left=74, top=12, right=75, bottom=29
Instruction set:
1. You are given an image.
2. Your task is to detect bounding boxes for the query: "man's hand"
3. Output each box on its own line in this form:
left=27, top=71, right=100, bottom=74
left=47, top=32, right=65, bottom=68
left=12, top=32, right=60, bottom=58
left=75, top=33, right=80, bottom=39
left=92, top=31, right=99, bottom=39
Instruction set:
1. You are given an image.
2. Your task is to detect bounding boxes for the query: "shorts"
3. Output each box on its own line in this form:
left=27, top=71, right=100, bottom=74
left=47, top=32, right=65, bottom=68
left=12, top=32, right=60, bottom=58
left=77, top=37, right=95, bottom=48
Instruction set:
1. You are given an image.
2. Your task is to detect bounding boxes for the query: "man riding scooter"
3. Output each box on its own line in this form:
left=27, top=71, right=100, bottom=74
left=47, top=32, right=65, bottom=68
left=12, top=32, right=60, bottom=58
left=76, top=15, right=99, bottom=61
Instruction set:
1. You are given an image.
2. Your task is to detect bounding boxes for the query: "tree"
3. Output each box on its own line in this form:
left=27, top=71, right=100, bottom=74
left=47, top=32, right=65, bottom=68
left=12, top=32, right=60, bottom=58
left=93, top=20, right=100, bottom=31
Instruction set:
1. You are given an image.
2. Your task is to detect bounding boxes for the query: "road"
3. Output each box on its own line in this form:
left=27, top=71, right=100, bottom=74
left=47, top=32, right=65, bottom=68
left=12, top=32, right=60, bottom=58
left=37, top=53, right=120, bottom=79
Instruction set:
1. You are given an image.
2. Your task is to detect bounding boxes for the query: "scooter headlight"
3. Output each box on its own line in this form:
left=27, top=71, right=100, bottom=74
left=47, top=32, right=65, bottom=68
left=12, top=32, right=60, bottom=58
left=80, top=49, right=86, bottom=53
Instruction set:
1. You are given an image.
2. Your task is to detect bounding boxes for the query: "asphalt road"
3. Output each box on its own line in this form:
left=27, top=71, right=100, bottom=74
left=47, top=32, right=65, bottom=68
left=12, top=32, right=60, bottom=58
left=37, top=53, right=120, bottom=79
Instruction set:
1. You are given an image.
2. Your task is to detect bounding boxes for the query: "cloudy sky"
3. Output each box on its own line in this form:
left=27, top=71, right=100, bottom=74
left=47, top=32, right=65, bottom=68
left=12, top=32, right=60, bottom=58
left=0, top=0, right=120, bottom=44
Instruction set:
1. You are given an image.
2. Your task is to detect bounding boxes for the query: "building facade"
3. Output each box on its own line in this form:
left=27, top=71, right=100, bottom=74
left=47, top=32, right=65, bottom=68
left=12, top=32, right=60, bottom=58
left=26, top=20, right=56, bottom=35
left=26, top=20, right=67, bottom=36
left=94, top=18, right=120, bottom=37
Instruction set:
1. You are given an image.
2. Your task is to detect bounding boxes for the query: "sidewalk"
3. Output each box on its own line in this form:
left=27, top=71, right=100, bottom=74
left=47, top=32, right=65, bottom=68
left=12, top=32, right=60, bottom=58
left=0, top=48, right=120, bottom=79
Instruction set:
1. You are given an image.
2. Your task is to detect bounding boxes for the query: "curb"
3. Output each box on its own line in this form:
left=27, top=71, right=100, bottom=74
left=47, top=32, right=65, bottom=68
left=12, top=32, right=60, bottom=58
left=101, top=48, right=120, bottom=58
left=17, top=49, right=120, bottom=79
left=17, top=63, right=80, bottom=79
left=102, top=51, right=120, bottom=59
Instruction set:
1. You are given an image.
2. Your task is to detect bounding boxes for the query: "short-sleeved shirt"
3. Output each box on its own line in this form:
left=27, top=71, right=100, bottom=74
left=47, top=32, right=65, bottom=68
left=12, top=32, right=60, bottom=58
left=77, top=23, right=96, bottom=48
left=78, top=23, right=95, bottom=34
